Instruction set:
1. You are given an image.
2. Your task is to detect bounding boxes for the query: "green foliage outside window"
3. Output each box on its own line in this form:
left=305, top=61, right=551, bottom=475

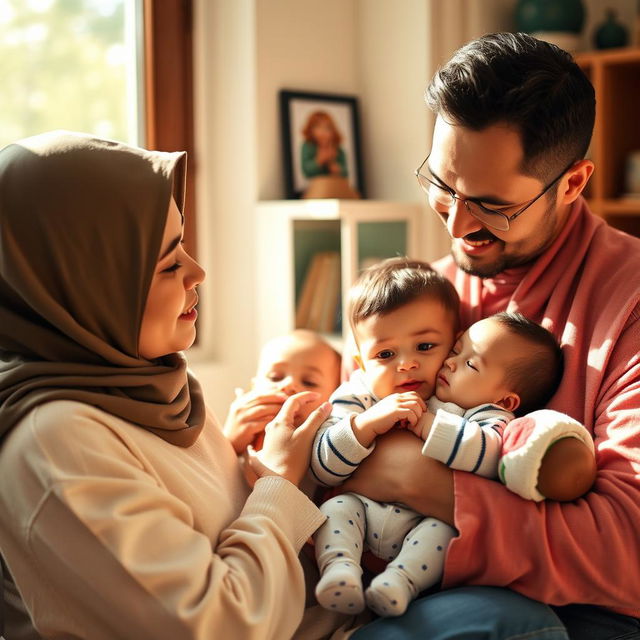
left=0, top=0, right=136, bottom=149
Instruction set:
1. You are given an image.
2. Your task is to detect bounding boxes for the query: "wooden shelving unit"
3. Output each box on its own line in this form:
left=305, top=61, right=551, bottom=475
left=574, top=47, right=640, bottom=236
left=255, top=200, right=424, bottom=349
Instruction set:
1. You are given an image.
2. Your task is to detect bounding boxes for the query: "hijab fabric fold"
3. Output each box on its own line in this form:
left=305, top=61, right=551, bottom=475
left=0, top=130, right=204, bottom=447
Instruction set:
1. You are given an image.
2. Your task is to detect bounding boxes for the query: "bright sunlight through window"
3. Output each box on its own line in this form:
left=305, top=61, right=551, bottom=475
left=0, top=0, right=143, bottom=149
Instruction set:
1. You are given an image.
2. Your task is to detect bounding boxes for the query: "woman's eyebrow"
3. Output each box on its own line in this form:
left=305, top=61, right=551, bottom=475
left=158, top=235, right=182, bottom=261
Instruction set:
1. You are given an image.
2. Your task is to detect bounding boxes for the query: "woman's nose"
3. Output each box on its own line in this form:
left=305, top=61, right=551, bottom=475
left=185, top=255, right=206, bottom=289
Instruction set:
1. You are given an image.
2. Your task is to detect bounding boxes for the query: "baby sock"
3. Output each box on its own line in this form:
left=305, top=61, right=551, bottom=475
left=315, top=560, right=365, bottom=614
left=365, top=566, right=416, bottom=617
left=365, top=517, right=455, bottom=617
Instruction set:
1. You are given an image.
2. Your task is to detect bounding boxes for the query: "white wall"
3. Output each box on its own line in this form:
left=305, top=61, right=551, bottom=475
left=189, top=0, right=518, bottom=418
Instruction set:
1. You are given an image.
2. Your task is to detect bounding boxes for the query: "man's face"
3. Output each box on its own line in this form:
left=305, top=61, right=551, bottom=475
left=428, top=116, right=569, bottom=278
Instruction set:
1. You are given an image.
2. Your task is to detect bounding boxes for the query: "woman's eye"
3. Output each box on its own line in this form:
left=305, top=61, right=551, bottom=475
left=163, top=262, right=182, bottom=273
left=377, top=350, right=394, bottom=360
left=466, top=360, right=478, bottom=371
left=417, top=342, right=434, bottom=352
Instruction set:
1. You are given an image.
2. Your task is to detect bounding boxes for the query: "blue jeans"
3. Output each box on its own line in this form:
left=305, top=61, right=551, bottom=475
left=352, top=587, right=640, bottom=640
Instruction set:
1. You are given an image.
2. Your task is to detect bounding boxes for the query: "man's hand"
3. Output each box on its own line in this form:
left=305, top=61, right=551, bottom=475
left=352, top=392, right=427, bottom=447
left=341, top=429, right=455, bottom=524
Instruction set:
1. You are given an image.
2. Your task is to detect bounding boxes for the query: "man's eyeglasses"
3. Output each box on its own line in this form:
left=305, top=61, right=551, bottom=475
left=415, top=154, right=572, bottom=232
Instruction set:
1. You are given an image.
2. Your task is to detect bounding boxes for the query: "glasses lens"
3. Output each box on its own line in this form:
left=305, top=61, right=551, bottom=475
left=465, top=201, right=510, bottom=231
left=417, top=173, right=454, bottom=208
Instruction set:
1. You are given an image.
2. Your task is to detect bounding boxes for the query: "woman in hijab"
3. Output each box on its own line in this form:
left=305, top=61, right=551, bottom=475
left=0, top=131, right=352, bottom=639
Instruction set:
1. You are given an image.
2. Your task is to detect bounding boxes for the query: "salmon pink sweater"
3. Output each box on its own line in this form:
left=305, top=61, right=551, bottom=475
left=433, top=196, right=640, bottom=617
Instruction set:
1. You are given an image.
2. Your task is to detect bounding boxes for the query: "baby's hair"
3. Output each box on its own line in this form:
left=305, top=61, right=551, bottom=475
left=349, top=257, right=460, bottom=332
left=492, top=312, right=563, bottom=416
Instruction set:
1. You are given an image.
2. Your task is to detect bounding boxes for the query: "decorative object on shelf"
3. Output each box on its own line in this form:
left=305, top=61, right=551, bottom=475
left=593, top=9, right=629, bottom=49
left=279, top=89, right=365, bottom=200
left=302, top=176, right=359, bottom=200
left=624, top=150, right=640, bottom=197
left=514, top=0, right=585, bottom=52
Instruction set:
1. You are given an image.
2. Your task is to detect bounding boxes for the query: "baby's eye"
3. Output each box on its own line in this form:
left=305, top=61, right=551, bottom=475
left=267, top=373, right=283, bottom=382
left=303, top=380, right=319, bottom=388
left=376, top=350, right=394, bottom=360
left=466, top=360, right=479, bottom=372
left=417, top=342, right=434, bottom=352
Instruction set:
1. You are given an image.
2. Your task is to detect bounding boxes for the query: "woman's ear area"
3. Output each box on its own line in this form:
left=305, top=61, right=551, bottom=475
left=559, top=158, right=594, bottom=205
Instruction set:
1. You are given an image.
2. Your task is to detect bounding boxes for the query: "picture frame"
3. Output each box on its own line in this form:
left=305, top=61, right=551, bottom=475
left=279, top=89, right=365, bottom=199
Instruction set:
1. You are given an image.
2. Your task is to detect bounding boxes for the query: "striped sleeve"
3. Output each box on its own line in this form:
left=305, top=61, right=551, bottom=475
left=422, top=403, right=512, bottom=478
left=309, top=375, right=376, bottom=487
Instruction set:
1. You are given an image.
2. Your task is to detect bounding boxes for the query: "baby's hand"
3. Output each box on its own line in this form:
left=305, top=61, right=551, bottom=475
left=352, top=392, right=426, bottom=447
left=223, top=388, right=288, bottom=454
left=408, top=410, right=435, bottom=441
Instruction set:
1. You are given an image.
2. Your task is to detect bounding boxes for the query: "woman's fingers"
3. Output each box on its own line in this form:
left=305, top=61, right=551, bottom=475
left=295, top=401, right=332, bottom=441
left=272, top=391, right=320, bottom=427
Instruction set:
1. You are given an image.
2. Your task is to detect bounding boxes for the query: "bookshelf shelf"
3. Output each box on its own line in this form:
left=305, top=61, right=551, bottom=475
left=255, top=199, right=424, bottom=349
left=574, top=47, right=640, bottom=236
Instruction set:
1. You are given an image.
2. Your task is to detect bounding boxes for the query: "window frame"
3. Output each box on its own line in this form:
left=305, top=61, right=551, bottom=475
left=143, top=0, right=196, bottom=256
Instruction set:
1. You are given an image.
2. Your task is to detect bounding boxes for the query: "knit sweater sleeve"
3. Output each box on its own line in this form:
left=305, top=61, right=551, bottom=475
left=310, top=374, right=376, bottom=487
left=0, top=402, right=326, bottom=640
left=422, top=399, right=509, bottom=479
left=444, top=311, right=640, bottom=617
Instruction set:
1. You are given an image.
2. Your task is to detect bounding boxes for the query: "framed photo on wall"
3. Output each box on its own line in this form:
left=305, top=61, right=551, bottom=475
left=279, top=89, right=365, bottom=199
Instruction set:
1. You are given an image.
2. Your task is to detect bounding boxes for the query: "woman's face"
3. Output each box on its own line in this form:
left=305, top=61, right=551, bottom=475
left=138, top=198, right=205, bottom=360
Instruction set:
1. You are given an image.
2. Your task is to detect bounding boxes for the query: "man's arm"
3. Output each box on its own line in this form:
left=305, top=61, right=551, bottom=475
left=341, top=429, right=455, bottom=525
left=345, top=317, right=640, bottom=613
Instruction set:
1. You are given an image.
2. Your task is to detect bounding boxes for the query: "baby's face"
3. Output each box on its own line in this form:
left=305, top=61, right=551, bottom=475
left=355, top=296, right=456, bottom=401
left=435, top=317, right=520, bottom=411
left=252, top=333, right=340, bottom=422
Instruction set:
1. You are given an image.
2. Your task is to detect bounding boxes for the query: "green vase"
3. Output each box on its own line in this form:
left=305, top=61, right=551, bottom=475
left=515, top=0, right=585, bottom=33
left=594, top=10, right=629, bottom=49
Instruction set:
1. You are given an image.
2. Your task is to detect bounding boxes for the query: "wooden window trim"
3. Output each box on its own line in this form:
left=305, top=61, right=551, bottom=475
left=143, top=0, right=196, bottom=256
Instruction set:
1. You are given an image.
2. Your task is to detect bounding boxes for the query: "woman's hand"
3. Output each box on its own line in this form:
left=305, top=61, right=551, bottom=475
left=341, top=429, right=455, bottom=524
left=223, top=388, right=288, bottom=454
left=246, top=392, right=331, bottom=487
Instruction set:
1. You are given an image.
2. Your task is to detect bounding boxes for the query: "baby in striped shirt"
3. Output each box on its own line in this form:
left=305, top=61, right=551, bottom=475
left=312, top=258, right=568, bottom=617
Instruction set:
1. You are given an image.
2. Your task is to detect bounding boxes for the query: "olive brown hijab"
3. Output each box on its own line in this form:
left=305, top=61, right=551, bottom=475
left=0, top=130, right=205, bottom=446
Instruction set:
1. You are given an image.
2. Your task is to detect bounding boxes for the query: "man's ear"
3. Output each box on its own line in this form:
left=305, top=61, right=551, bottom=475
left=559, top=159, right=594, bottom=205
left=496, top=392, right=520, bottom=413
left=354, top=353, right=365, bottom=371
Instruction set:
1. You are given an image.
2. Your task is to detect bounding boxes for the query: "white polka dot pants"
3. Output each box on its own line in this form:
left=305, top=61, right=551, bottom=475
left=314, top=493, right=455, bottom=616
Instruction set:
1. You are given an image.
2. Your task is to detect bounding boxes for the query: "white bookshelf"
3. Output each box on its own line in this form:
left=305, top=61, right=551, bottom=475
left=255, top=199, right=425, bottom=349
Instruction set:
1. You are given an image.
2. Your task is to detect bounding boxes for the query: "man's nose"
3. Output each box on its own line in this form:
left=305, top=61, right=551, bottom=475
left=443, top=200, right=484, bottom=238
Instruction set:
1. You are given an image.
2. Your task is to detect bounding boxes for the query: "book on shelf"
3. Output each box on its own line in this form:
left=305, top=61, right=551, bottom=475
left=295, top=251, right=341, bottom=334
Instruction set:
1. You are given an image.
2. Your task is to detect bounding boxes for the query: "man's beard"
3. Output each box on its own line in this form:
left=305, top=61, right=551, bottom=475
left=451, top=229, right=510, bottom=278
left=452, top=200, right=558, bottom=278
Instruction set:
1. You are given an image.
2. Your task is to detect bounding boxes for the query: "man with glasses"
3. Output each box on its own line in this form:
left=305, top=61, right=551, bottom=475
left=348, top=32, right=640, bottom=639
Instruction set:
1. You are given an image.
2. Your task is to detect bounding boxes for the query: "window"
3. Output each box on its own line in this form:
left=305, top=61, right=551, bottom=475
left=0, top=0, right=195, bottom=252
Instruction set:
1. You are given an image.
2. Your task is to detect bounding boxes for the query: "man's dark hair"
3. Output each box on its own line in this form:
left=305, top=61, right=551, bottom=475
left=493, top=311, right=563, bottom=416
left=349, top=257, right=460, bottom=331
left=426, top=32, right=595, bottom=182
